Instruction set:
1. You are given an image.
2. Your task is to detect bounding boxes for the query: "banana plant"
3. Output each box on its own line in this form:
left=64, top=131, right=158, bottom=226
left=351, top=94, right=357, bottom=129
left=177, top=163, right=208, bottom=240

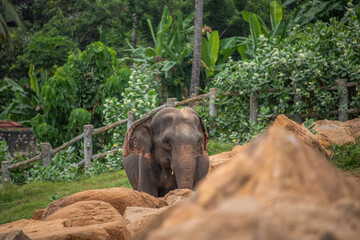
left=122, top=6, right=194, bottom=79
left=201, top=31, right=219, bottom=78
left=239, top=1, right=286, bottom=59
left=201, top=31, right=249, bottom=78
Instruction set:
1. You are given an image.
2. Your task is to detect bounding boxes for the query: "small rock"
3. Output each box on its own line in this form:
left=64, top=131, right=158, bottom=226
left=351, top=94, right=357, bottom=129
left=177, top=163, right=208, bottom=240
left=31, top=209, right=45, bottom=220
left=162, top=189, right=194, bottom=206
left=0, top=230, right=31, bottom=240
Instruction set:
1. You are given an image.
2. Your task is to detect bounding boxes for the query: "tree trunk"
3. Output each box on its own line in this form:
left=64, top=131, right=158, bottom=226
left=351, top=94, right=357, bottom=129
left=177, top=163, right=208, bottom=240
left=131, top=12, right=137, bottom=46
left=190, top=0, right=203, bottom=98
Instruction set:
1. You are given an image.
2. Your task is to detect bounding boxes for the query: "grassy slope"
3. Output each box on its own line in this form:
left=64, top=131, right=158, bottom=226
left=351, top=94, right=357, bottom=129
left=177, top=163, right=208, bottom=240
left=0, top=140, right=235, bottom=224
left=0, top=170, right=130, bottom=224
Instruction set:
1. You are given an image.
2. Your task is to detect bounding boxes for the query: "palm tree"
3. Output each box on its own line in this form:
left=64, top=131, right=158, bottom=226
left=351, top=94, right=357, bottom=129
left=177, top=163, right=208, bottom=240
left=190, top=0, right=203, bottom=98
left=0, top=0, right=24, bottom=50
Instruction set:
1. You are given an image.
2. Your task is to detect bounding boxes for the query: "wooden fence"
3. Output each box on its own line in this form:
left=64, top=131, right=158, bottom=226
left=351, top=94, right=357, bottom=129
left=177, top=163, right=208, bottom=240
left=1, top=79, right=359, bottom=184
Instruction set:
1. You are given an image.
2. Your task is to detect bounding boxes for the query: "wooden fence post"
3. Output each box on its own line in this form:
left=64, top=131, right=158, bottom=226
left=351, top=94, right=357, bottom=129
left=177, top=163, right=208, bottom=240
left=40, top=142, right=52, bottom=167
left=337, top=79, right=348, bottom=122
left=84, top=124, right=93, bottom=172
left=166, top=98, right=177, bottom=107
left=127, top=111, right=135, bottom=129
left=249, top=94, right=259, bottom=124
left=209, top=88, right=218, bottom=118
left=1, top=161, right=11, bottom=185
left=292, top=81, right=302, bottom=123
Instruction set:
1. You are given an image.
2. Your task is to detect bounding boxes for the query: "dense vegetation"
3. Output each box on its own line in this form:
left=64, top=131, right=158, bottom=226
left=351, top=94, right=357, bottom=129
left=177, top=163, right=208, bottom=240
left=1, top=0, right=360, bottom=186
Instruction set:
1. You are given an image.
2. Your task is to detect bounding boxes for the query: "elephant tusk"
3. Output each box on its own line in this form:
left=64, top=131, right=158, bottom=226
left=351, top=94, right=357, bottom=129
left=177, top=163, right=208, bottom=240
left=171, top=170, right=174, bottom=176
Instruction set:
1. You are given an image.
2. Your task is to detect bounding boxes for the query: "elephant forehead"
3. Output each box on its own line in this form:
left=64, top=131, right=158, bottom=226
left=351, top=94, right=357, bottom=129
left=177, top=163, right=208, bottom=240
left=152, top=109, right=199, bottom=130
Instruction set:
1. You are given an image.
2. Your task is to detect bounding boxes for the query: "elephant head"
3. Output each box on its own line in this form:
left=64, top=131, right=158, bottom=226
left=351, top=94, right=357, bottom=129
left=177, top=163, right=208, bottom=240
left=123, top=107, right=209, bottom=196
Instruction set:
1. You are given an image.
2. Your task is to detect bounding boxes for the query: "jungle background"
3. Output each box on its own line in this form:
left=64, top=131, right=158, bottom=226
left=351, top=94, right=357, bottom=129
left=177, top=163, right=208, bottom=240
left=1, top=0, right=360, bottom=185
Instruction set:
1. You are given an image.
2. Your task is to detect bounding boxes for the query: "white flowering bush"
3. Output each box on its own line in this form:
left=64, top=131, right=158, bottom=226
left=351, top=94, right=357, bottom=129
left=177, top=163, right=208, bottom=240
left=199, top=5, right=360, bottom=144
left=103, top=62, right=159, bottom=144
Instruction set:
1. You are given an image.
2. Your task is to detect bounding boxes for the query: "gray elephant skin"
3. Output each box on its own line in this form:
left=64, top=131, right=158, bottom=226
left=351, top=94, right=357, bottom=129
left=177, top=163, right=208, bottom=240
left=123, top=107, right=209, bottom=197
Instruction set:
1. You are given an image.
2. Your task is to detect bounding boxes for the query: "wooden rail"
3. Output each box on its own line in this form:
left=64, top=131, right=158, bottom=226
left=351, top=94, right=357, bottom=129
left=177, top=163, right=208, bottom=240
left=2, top=79, right=359, bottom=185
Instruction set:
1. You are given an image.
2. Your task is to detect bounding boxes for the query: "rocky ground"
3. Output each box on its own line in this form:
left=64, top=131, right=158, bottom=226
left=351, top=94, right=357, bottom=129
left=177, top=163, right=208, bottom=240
left=1, top=115, right=359, bottom=240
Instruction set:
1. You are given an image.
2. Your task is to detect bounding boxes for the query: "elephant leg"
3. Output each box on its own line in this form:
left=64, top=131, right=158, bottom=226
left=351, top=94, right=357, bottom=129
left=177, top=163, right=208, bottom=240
left=138, top=156, right=158, bottom=197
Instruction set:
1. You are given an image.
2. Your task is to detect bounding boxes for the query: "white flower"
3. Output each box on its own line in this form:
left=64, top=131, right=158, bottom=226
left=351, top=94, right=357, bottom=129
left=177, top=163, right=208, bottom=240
left=254, top=73, right=259, bottom=77
left=299, top=53, right=305, bottom=60
left=130, top=76, right=134, bottom=80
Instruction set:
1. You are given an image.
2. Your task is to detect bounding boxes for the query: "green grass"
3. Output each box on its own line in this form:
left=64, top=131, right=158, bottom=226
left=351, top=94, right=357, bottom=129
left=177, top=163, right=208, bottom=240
left=330, top=142, right=360, bottom=176
left=207, top=140, right=235, bottom=156
left=0, top=170, right=130, bottom=224
left=0, top=140, right=235, bottom=224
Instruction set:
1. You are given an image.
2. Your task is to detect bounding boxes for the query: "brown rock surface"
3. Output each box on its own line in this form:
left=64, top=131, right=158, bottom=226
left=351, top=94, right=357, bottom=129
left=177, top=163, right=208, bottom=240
left=124, top=207, right=167, bottom=237
left=273, top=114, right=330, bottom=158
left=313, top=118, right=360, bottom=147
left=44, top=200, right=124, bottom=227
left=42, top=187, right=167, bottom=219
left=209, top=145, right=249, bottom=172
left=0, top=230, right=31, bottom=240
left=0, top=218, right=130, bottom=240
left=134, top=126, right=360, bottom=240
left=31, top=209, right=45, bottom=220
left=162, top=189, right=194, bottom=206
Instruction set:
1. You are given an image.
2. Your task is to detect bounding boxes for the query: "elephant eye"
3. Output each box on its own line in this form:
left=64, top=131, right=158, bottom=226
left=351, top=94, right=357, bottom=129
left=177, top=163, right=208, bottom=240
left=163, top=139, right=171, bottom=150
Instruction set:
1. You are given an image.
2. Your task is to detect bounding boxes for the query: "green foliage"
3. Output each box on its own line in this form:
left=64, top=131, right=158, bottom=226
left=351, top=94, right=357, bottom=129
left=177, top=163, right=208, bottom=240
left=103, top=62, right=159, bottom=144
left=331, top=142, right=360, bottom=171
left=207, top=140, right=234, bottom=156
left=0, top=141, right=12, bottom=165
left=31, top=42, right=129, bottom=145
left=28, top=146, right=80, bottom=182
left=201, top=31, right=219, bottom=78
left=203, top=9, right=360, bottom=144
left=0, top=77, right=42, bottom=125
left=16, top=33, right=77, bottom=72
left=284, top=0, right=349, bottom=27
left=241, top=1, right=286, bottom=58
left=123, top=6, right=194, bottom=100
left=0, top=0, right=25, bottom=49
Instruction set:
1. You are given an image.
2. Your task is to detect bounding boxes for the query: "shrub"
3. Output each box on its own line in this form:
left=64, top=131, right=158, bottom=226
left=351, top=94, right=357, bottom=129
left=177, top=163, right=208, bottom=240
left=201, top=9, right=360, bottom=144
left=103, top=62, right=159, bottom=145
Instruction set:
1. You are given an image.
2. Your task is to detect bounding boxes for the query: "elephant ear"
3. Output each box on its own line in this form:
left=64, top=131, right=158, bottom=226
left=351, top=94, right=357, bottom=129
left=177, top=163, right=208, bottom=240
left=123, top=115, right=153, bottom=164
left=199, top=117, right=209, bottom=151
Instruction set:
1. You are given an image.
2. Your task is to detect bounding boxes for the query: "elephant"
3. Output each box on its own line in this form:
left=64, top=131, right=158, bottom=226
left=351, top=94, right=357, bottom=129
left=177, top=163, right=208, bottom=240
left=123, top=107, right=209, bottom=197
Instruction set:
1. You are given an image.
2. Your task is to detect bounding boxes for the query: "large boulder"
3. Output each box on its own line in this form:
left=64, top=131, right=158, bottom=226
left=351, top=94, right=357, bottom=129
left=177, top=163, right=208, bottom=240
left=0, top=187, right=169, bottom=240
left=273, top=114, right=330, bottom=158
left=312, top=118, right=360, bottom=148
left=44, top=200, right=124, bottom=226
left=124, top=207, right=168, bottom=237
left=134, top=126, right=360, bottom=240
left=42, top=187, right=167, bottom=219
left=0, top=218, right=130, bottom=240
left=209, top=145, right=249, bottom=172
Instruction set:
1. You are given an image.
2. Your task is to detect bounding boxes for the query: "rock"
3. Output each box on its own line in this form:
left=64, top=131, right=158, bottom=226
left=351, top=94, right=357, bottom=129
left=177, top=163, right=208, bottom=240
left=134, top=126, right=360, bottom=240
left=0, top=230, right=31, bottom=240
left=209, top=145, right=249, bottom=172
left=162, top=189, right=194, bottom=206
left=31, top=209, right=45, bottom=220
left=124, top=207, right=167, bottom=237
left=312, top=118, right=360, bottom=148
left=44, top=200, right=124, bottom=227
left=0, top=218, right=130, bottom=240
left=42, top=187, right=167, bottom=219
left=273, top=114, right=330, bottom=158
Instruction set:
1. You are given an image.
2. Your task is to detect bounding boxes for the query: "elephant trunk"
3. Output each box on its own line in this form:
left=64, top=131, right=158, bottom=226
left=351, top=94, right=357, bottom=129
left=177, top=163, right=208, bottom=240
left=172, top=144, right=196, bottom=190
